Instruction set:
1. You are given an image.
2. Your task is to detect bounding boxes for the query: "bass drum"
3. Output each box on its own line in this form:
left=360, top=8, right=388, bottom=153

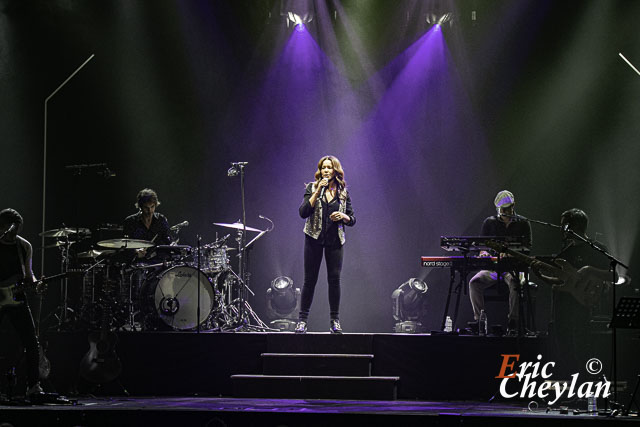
left=140, top=265, right=216, bottom=331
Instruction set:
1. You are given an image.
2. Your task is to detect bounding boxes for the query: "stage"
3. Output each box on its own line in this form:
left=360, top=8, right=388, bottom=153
left=2, top=396, right=637, bottom=427
left=38, top=331, right=547, bottom=399
left=2, top=331, right=640, bottom=426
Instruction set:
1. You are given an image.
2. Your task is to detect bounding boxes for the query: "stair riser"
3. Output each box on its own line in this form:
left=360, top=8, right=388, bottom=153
left=232, top=377, right=397, bottom=400
left=263, top=357, right=371, bottom=376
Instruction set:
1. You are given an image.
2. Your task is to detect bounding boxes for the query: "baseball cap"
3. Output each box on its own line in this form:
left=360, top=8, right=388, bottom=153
left=494, top=190, right=515, bottom=208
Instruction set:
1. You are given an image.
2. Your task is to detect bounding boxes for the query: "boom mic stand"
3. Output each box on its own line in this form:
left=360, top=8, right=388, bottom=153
left=561, top=227, right=628, bottom=414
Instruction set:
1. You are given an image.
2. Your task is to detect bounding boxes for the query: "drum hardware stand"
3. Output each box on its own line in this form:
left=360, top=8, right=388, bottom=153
left=232, top=216, right=276, bottom=332
left=123, top=263, right=139, bottom=332
left=196, top=234, right=202, bottom=333
left=80, top=259, right=105, bottom=328
left=55, top=236, right=74, bottom=330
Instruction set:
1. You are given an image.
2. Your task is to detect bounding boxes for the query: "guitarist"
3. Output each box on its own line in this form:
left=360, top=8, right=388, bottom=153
left=533, top=208, right=613, bottom=376
left=0, top=208, right=43, bottom=398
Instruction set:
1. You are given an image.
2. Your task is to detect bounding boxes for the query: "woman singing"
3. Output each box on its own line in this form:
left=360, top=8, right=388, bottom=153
left=296, top=155, right=356, bottom=334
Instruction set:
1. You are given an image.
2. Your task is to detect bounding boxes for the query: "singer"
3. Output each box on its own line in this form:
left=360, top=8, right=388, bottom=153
left=468, top=190, right=531, bottom=335
left=123, top=188, right=171, bottom=247
left=296, top=155, right=356, bottom=334
left=0, top=208, right=43, bottom=398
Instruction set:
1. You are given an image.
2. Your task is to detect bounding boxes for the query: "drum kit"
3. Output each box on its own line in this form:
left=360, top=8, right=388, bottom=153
left=39, top=220, right=273, bottom=332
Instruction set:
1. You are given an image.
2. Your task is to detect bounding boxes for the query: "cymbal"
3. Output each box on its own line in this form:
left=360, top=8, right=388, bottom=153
left=39, top=227, right=91, bottom=238
left=41, top=241, right=75, bottom=249
left=96, top=223, right=123, bottom=231
left=97, top=238, right=154, bottom=249
left=77, top=249, right=116, bottom=258
left=213, top=222, right=262, bottom=233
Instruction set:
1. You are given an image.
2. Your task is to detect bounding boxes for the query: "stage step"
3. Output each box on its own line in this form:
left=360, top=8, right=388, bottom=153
left=261, top=353, right=373, bottom=376
left=231, top=374, right=399, bottom=400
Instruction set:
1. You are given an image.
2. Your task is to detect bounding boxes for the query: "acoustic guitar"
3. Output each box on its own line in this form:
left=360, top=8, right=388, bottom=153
left=78, top=300, right=122, bottom=384
left=485, top=240, right=604, bottom=308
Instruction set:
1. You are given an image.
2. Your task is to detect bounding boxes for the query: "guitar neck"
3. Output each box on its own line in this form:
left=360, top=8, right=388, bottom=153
left=488, top=242, right=561, bottom=275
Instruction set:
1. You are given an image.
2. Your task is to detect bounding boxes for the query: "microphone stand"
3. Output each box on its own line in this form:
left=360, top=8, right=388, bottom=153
left=196, top=234, right=201, bottom=334
left=227, top=162, right=249, bottom=329
left=238, top=164, right=248, bottom=328
left=561, top=228, right=629, bottom=414
left=42, top=54, right=95, bottom=278
left=226, top=162, right=275, bottom=331
left=237, top=216, right=275, bottom=331
left=502, top=214, right=563, bottom=231
left=515, top=211, right=630, bottom=412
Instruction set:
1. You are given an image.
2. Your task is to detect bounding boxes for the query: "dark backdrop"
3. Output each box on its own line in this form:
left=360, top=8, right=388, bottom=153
left=1, top=0, right=639, bottom=334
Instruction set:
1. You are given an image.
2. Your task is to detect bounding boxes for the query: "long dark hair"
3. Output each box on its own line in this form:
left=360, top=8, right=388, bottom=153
left=313, top=155, right=347, bottom=190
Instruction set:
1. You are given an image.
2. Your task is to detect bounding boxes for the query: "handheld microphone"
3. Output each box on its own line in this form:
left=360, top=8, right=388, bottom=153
left=319, top=176, right=329, bottom=198
left=1, top=223, right=17, bottom=239
left=319, top=185, right=327, bottom=199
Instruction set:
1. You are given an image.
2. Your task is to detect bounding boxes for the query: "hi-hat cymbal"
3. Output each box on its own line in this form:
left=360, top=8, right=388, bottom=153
left=213, top=222, right=262, bottom=233
left=77, top=249, right=116, bottom=258
left=97, top=238, right=154, bottom=249
left=39, top=227, right=91, bottom=238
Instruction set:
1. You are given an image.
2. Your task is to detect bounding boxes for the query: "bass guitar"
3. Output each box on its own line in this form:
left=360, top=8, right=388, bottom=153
left=0, top=272, right=68, bottom=309
left=485, top=240, right=604, bottom=308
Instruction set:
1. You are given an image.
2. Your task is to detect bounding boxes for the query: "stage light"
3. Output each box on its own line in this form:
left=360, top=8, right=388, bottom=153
left=391, top=278, right=428, bottom=333
left=266, top=276, right=300, bottom=331
left=615, top=274, right=631, bottom=286
left=426, top=12, right=453, bottom=27
left=286, top=11, right=313, bottom=29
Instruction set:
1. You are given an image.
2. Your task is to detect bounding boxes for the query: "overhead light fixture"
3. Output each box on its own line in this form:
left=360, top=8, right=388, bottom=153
left=426, top=12, right=454, bottom=28
left=286, top=11, right=313, bottom=31
left=391, top=278, right=428, bottom=333
left=266, top=276, right=300, bottom=331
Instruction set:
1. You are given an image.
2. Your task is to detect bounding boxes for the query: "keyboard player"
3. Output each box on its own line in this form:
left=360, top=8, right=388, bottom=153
left=468, top=190, right=532, bottom=334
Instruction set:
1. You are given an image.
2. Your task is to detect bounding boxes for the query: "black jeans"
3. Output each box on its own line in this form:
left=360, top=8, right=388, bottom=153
left=0, top=303, right=40, bottom=387
left=299, top=236, right=344, bottom=321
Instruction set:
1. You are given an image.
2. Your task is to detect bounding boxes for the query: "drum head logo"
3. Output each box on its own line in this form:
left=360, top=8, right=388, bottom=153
left=174, top=271, right=193, bottom=278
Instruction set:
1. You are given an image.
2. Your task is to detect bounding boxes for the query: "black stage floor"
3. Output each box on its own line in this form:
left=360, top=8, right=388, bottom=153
left=1, top=396, right=638, bottom=427
left=2, top=331, right=639, bottom=426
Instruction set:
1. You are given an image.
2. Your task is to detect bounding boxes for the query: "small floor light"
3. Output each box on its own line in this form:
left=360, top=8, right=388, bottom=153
left=391, top=278, right=428, bottom=333
left=266, top=276, right=300, bottom=331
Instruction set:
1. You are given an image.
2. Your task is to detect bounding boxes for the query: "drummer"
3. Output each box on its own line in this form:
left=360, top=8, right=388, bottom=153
left=123, top=189, right=171, bottom=256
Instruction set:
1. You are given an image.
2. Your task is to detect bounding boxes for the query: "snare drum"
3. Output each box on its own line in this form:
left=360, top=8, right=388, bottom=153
left=140, top=265, right=216, bottom=330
